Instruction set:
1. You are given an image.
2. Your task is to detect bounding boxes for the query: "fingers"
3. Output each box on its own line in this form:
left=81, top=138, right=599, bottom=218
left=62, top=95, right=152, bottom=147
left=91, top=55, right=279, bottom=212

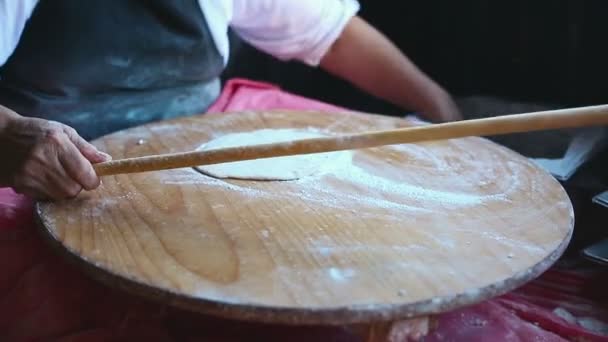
left=17, top=168, right=83, bottom=201
left=42, top=173, right=82, bottom=200
left=13, top=169, right=71, bottom=201
left=4, top=117, right=107, bottom=201
left=13, top=145, right=84, bottom=200
left=44, top=149, right=85, bottom=197
left=428, top=99, right=462, bottom=123
left=63, top=126, right=111, bottom=163
left=52, top=132, right=100, bottom=191
left=13, top=177, right=54, bottom=201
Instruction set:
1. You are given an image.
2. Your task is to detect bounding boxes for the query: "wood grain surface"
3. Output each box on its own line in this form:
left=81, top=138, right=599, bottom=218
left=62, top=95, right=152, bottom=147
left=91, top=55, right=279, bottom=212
left=36, top=110, right=574, bottom=325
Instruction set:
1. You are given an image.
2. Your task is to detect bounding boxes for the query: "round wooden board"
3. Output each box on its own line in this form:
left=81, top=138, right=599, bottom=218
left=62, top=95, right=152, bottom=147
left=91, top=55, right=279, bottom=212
left=36, top=110, right=573, bottom=325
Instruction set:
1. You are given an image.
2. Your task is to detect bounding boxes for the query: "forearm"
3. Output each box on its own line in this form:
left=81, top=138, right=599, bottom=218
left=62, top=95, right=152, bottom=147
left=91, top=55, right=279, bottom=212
left=320, top=16, right=460, bottom=122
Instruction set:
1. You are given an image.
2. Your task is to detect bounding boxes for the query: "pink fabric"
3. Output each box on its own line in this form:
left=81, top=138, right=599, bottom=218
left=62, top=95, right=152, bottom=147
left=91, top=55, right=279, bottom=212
left=1, top=78, right=607, bottom=341
left=206, top=78, right=347, bottom=113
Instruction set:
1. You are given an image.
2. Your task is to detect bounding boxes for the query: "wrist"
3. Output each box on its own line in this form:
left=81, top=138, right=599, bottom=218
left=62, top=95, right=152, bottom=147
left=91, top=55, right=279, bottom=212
left=418, top=87, right=461, bottom=122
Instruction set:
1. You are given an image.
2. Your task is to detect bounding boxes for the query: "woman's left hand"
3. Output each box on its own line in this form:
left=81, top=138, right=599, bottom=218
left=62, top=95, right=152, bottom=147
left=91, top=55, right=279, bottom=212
left=422, top=89, right=463, bottom=123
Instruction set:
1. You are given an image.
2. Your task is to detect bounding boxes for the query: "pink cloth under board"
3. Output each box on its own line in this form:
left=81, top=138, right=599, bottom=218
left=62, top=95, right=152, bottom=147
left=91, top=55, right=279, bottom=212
left=206, top=78, right=348, bottom=113
left=0, top=78, right=607, bottom=341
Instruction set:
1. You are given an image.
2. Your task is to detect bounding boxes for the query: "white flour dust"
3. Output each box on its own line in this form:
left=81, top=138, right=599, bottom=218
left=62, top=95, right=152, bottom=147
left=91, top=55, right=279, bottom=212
left=337, top=165, right=506, bottom=206
left=154, top=126, right=527, bottom=215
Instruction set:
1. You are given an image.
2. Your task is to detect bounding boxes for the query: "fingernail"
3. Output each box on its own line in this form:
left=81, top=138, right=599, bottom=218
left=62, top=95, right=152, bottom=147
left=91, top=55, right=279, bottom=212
left=98, top=151, right=112, bottom=161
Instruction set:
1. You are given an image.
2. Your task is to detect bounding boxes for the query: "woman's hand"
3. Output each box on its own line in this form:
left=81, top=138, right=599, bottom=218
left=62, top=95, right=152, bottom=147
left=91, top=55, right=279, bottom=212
left=0, top=104, right=111, bottom=200
left=422, top=88, right=463, bottom=123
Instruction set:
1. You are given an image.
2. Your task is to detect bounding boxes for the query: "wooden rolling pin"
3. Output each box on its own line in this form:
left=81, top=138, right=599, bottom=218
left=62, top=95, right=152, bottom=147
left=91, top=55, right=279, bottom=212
left=94, top=104, right=608, bottom=176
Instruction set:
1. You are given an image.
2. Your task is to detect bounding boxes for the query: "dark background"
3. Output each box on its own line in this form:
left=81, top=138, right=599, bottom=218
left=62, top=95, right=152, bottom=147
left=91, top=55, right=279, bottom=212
left=222, top=1, right=608, bottom=253
left=223, top=0, right=608, bottom=115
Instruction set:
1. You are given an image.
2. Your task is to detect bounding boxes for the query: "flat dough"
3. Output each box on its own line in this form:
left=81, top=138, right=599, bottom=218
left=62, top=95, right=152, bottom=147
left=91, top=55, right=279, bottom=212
left=194, top=128, right=351, bottom=181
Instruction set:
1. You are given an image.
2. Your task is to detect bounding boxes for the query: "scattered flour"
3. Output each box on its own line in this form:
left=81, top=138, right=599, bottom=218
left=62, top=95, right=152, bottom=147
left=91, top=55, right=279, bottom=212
left=153, top=126, right=527, bottom=216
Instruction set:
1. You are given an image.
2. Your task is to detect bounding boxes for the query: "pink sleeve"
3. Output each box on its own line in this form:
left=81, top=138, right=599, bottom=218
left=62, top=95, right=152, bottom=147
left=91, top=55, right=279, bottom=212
left=230, top=0, right=360, bottom=66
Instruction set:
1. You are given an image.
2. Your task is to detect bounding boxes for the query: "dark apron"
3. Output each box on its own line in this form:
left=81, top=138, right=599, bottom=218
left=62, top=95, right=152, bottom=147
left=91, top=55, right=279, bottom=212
left=0, top=0, right=224, bottom=140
